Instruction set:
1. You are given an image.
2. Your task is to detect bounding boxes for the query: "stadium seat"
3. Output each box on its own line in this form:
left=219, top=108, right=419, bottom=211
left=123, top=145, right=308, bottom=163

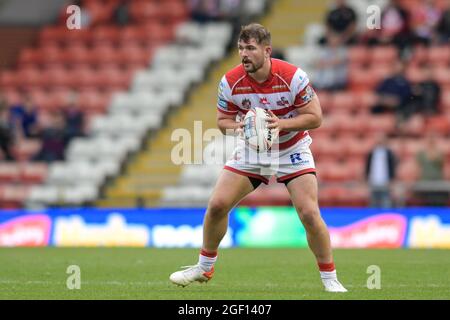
left=428, top=46, right=450, bottom=66
left=426, top=116, right=450, bottom=135
left=370, top=46, right=398, bottom=65
left=348, top=46, right=369, bottom=66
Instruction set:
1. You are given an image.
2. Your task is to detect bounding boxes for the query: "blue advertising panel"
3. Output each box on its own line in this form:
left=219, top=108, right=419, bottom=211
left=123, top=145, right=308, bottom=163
left=0, top=207, right=449, bottom=248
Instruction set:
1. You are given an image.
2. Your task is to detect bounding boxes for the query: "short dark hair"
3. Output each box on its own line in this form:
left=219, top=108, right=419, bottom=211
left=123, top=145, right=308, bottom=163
left=238, top=23, right=271, bottom=46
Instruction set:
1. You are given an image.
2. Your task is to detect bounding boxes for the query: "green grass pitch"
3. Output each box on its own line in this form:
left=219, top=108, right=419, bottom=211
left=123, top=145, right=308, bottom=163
left=0, top=248, right=449, bottom=300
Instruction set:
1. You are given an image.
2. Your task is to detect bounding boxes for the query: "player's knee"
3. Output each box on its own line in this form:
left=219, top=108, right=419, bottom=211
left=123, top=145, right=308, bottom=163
left=207, top=198, right=230, bottom=218
left=299, top=207, right=321, bottom=229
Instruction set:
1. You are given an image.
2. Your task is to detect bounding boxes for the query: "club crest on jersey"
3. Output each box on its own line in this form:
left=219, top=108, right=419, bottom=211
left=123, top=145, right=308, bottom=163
left=241, top=98, right=252, bottom=109
left=259, top=97, right=270, bottom=106
left=276, top=97, right=289, bottom=107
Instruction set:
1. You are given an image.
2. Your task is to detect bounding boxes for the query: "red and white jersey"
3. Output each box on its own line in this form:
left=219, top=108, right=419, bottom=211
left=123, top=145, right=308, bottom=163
left=217, top=58, right=315, bottom=151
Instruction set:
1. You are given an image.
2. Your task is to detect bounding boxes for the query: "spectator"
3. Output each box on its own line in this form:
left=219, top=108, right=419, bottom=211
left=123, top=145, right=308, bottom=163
left=313, top=32, right=348, bottom=91
left=112, top=0, right=131, bottom=26
left=63, top=93, right=85, bottom=141
left=33, top=111, right=70, bottom=163
left=411, top=64, right=441, bottom=116
left=371, top=60, right=414, bottom=121
left=320, top=0, right=357, bottom=46
left=0, top=107, right=15, bottom=161
left=365, top=133, right=397, bottom=208
left=436, top=1, right=450, bottom=43
left=417, top=132, right=444, bottom=181
left=362, top=0, right=412, bottom=50
left=415, top=132, right=446, bottom=205
left=9, top=94, right=39, bottom=139
left=410, top=0, right=442, bottom=45
left=188, top=0, right=220, bottom=23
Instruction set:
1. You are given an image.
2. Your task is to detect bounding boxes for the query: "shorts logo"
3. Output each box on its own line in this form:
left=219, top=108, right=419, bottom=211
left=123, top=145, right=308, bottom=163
left=290, top=153, right=302, bottom=165
left=290, top=153, right=309, bottom=166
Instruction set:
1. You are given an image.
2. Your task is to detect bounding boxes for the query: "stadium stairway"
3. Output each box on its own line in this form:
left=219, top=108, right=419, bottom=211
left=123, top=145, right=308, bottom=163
left=97, top=0, right=328, bottom=208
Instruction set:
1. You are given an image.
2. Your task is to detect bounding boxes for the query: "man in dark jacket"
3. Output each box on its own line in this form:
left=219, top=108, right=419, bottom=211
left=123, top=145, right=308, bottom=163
left=365, top=133, right=397, bottom=208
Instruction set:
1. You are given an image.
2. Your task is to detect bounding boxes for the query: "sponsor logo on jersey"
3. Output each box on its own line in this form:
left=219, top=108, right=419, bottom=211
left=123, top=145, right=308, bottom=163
left=272, top=84, right=287, bottom=91
left=235, top=86, right=252, bottom=92
left=276, top=97, right=290, bottom=107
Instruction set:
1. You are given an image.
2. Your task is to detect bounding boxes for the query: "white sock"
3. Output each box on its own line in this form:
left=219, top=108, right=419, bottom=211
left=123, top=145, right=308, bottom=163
left=198, top=251, right=217, bottom=271
left=320, top=270, right=337, bottom=281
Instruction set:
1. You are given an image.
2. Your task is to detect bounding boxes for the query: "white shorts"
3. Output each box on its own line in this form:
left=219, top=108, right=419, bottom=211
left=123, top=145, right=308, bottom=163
left=224, top=134, right=316, bottom=184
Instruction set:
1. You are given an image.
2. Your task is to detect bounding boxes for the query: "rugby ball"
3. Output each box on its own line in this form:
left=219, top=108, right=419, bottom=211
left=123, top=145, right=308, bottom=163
left=243, top=107, right=278, bottom=152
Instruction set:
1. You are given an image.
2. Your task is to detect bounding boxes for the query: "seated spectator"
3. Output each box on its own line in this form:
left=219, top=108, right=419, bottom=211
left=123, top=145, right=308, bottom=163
left=410, top=0, right=442, bottom=45
left=411, top=65, right=441, bottom=116
left=33, top=111, right=70, bottom=163
left=63, top=93, right=85, bottom=140
left=188, top=0, right=220, bottom=23
left=417, top=132, right=444, bottom=181
left=415, top=131, right=446, bottom=205
left=0, top=107, right=15, bottom=161
left=436, top=2, right=450, bottom=43
left=365, top=133, right=397, bottom=208
left=362, top=0, right=412, bottom=50
left=9, top=94, right=39, bottom=139
left=371, top=61, right=414, bottom=121
left=313, top=32, right=348, bottom=91
left=112, top=0, right=131, bottom=26
left=320, top=0, right=357, bottom=46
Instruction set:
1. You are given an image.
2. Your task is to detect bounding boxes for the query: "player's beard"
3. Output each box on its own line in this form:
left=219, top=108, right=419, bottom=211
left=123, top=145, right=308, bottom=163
left=243, top=59, right=263, bottom=73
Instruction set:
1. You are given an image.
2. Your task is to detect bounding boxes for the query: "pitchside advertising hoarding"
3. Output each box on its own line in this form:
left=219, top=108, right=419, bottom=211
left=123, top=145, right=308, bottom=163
left=0, top=207, right=449, bottom=248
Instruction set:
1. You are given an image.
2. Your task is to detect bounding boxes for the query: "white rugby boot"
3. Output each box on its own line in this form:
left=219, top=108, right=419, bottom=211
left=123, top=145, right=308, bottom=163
left=169, top=264, right=214, bottom=287
left=322, top=278, right=348, bottom=292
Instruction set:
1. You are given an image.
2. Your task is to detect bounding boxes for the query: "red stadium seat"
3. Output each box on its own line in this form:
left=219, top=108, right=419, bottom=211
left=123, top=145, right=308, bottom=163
left=328, top=92, right=359, bottom=114
left=91, top=44, right=121, bottom=66
left=18, top=48, right=43, bottom=67
left=117, top=45, right=151, bottom=66
left=63, top=45, right=92, bottom=66
left=432, top=66, right=450, bottom=88
left=142, top=22, right=174, bottom=43
left=0, top=71, right=19, bottom=89
left=78, top=90, right=110, bottom=113
left=427, top=46, right=450, bottom=66
left=370, top=46, right=398, bottom=65
left=20, top=163, right=48, bottom=184
left=348, top=46, right=369, bottom=66
left=397, top=159, right=420, bottom=182
left=0, top=164, right=20, bottom=183
left=406, top=65, right=427, bottom=83
left=399, top=114, right=426, bottom=137
left=91, top=26, right=120, bottom=45
left=12, top=139, right=42, bottom=162
left=348, top=66, right=379, bottom=91
left=426, top=116, right=450, bottom=135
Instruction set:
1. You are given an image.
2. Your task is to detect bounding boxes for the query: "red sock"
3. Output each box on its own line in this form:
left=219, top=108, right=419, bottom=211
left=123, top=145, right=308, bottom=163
left=318, top=262, right=335, bottom=272
left=200, top=249, right=217, bottom=258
